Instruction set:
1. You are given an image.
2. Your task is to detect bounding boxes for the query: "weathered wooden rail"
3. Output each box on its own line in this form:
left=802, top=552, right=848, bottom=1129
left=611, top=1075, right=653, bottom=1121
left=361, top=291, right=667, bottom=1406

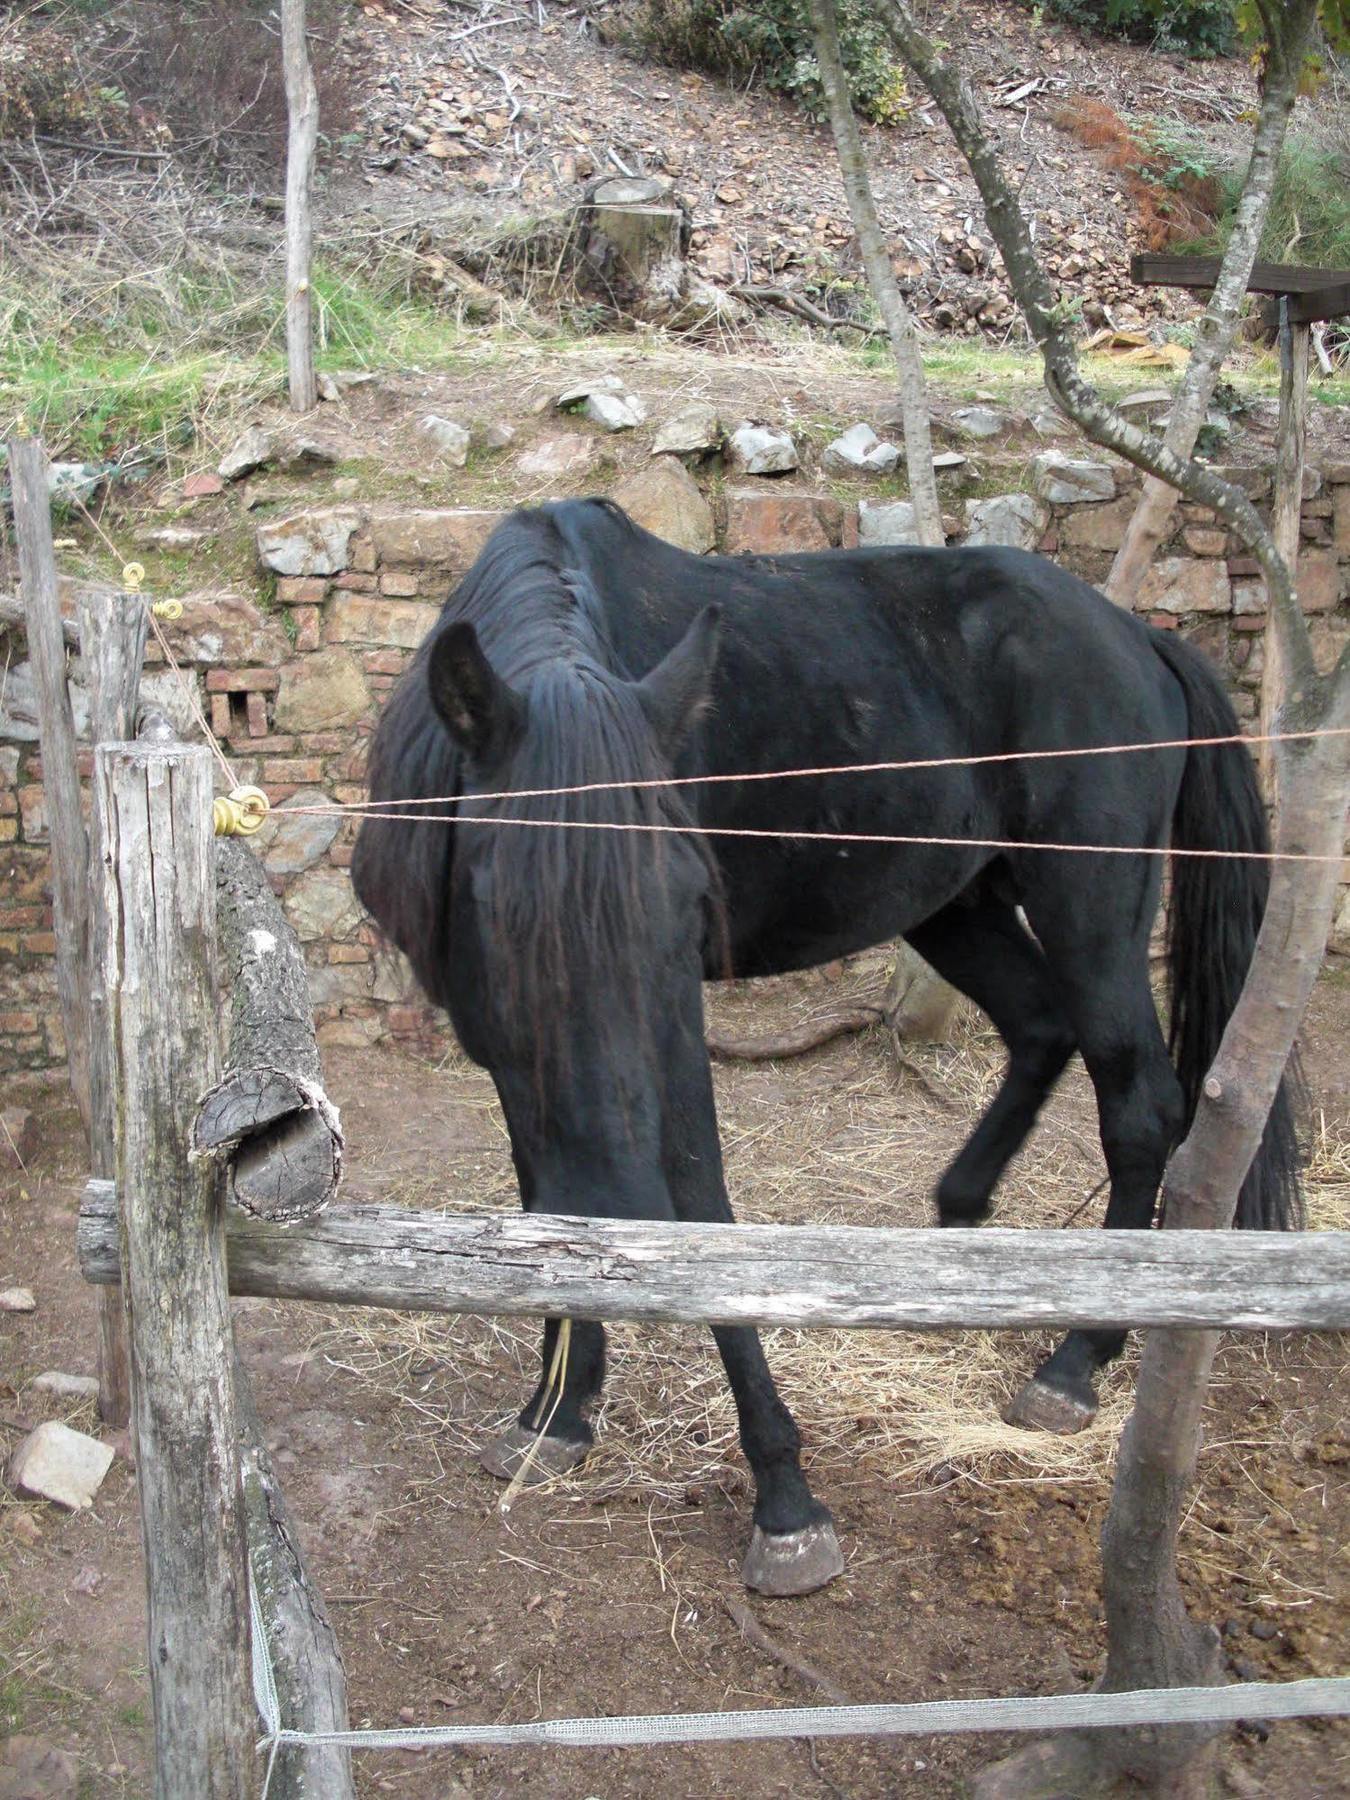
left=78, top=1186, right=1350, bottom=1332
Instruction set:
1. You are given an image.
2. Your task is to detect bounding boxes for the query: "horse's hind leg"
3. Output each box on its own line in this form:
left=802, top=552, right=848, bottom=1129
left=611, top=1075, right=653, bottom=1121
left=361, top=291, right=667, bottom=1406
left=1005, top=860, right=1185, bottom=1434
left=905, top=897, right=1077, bottom=1226
left=479, top=1317, right=606, bottom=1483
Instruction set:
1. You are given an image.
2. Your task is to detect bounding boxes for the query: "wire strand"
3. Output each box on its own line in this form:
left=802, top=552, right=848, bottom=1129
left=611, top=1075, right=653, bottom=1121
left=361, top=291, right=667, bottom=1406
left=283, top=724, right=1350, bottom=817
left=143, top=603, right=239, bottom=789
left=336, top=810, right=1345, bottom=864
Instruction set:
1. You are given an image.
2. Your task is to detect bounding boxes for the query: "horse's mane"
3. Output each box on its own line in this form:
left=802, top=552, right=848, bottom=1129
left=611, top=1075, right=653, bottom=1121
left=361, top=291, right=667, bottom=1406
left=353, top=504, right=716, bottom=1079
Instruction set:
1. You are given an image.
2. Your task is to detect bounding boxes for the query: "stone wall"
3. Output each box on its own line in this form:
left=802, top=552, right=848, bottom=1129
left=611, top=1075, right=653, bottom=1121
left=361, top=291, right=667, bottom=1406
left=2, top=457, right=1348, bottom=1073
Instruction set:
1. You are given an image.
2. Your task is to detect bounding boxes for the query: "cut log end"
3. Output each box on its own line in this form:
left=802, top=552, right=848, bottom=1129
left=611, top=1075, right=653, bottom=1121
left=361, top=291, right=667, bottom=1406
left=194, top=1067, right=342, bottom=1223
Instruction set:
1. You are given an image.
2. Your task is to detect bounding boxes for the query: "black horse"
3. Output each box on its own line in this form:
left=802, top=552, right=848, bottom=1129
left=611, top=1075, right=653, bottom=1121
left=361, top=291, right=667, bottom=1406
left=352, top=498, right=1299, bottom=1597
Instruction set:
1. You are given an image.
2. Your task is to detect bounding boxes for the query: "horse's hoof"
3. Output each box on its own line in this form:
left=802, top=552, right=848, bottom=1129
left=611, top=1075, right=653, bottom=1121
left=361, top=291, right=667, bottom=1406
left=479, top=1423, right=591, bottom=1484
left=1002, top=1376, right=1097, bottom=1436
left=741, top=1521, right=845, bottom=1597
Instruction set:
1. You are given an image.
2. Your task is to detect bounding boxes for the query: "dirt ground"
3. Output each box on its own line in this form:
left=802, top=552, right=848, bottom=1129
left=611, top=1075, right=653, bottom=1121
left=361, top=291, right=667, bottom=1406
left=2, top=958, right=1349, bottom=1799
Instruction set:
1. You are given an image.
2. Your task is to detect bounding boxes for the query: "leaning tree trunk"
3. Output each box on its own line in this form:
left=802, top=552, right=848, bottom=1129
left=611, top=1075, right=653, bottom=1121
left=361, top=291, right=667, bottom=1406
left=1105, top=52, right=1305, bottom=606
left=1096, top=732, right=1348, bottom=1766
left=874, top=2, right=1342, bottom=1792
left=978, top=699, right=1349, bottom=1800
left=810, top=0, right=958, bottom=1042
left=282, top=0, right=318, bottom=413
left=809, top=0, right=943, bottom=549
left=1258, top=300, right=1310, bottom=799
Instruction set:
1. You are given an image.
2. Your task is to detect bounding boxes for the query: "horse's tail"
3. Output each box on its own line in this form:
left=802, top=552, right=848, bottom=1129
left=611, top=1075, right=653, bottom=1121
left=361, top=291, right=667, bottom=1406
left=1152, top=632, right=1303, bottom=1230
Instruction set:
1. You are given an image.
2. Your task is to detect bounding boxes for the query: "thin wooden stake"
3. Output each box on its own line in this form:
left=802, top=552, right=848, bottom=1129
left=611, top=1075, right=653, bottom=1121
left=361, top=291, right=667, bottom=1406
left=95, top=738, right=255, bottom=1799
left=282, top=0, right=319, bottom=412
left=79, top=588, right=148, bottom=1427
left=1259, top=298, right=1309, bottom=801
left=8, top=436, right=92, bottom=1125
left=235, top=1355, right=354, bottom=1800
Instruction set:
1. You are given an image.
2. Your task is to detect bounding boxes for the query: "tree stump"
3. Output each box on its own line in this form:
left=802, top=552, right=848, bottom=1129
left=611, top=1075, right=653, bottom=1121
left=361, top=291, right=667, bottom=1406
left=581, top=176, right=690, bottom=312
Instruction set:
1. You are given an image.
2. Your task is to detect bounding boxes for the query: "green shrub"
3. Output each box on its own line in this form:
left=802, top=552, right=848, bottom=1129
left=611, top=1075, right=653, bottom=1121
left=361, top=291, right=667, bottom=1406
left=1140, top=119, right=1225, bottom=192
left=1177, top=132, right=1350, bottom=268
left=1246, top=134, right=1350, bottom=267
left=1030, top=0, right=1238, bottom=58
left=616, top=0, right=911, bottom=124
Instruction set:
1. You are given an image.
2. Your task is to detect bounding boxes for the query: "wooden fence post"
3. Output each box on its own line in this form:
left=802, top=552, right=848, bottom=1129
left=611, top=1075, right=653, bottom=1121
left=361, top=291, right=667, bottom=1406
left=79, top=587, right=148, bottom=1427
left=94, top=735, right=256, bottom=1799
left=282, top=0, right=318, bottom=412
left=8, top=436, right=92, bottom=1124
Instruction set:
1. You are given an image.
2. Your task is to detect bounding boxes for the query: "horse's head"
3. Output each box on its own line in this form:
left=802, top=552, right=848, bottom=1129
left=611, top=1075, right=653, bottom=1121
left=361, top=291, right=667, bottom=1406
left=427, top=604, right=723, bottom=1219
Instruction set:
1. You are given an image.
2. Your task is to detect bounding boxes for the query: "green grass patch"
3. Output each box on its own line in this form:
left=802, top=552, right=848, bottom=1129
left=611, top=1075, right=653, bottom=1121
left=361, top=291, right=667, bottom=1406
left=1251, top=135, right=1350, bottom=268
left=853, top=335, right=1347, bottom=412
left=0, top=258, right=502, bottom=464
left=0, top=1599, right=77, bottom=1734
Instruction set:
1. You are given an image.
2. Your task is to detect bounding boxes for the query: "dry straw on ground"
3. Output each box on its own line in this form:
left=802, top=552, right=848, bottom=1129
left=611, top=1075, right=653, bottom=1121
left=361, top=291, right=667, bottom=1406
left=308, top=961, right=1350, bottom=1512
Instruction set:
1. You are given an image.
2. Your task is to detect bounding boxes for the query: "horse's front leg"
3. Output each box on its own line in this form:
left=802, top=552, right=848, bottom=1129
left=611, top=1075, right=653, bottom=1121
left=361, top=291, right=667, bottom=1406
left=710, top=1322, right=845, bottom=1596
left=479, top=1316, right=606, bottom=1483
left=666, top=1034, right=843, bottom=1594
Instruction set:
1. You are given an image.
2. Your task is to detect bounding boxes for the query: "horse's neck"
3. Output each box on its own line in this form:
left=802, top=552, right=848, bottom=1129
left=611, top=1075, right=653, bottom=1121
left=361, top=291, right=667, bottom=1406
left=476, top=581, right=613, bottom=689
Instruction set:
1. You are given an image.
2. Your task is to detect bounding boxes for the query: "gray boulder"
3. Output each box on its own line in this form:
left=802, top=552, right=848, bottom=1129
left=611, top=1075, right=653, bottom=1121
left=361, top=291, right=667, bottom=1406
left=728, top=423, right=798, bottom=476
left=951, top=406, right=1010, bottom=441
left=823, top=423, right=900, bottom=476
left=964, top=493, right=1047, bottom=550
left=256, top=507, right=362, bottom=576
left=1031, top=452, right=1117, bottom=504
left=219, top=426, right=275, bottom=482
left=652, top=403, right=722, bottom=459
left=417, top=416, right=471, bottom=466
left=858, top=500, right=924, bottom=546
left=8, top=1421, right=114, bottom=1510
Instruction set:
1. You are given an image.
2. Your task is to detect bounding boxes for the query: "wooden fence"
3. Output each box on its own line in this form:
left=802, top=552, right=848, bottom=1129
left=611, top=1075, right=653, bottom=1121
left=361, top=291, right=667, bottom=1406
left=76, top=733, right=1350, bottom=1800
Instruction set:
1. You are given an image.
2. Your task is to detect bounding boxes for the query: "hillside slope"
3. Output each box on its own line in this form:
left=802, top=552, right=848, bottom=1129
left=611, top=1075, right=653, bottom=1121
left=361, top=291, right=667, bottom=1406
left=339, top=0, right=1301, bottom=334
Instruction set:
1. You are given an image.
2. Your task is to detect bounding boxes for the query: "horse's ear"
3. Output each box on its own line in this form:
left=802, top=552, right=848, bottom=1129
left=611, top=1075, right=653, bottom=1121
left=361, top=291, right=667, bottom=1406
left=427, top=622, right=524, bottom=760
left=635, top=604, right=722, bottom=758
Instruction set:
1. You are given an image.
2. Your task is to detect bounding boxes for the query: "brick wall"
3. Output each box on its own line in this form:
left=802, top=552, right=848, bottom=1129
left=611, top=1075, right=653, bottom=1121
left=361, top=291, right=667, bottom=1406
left=3, top=467, right=1348, bottom=1074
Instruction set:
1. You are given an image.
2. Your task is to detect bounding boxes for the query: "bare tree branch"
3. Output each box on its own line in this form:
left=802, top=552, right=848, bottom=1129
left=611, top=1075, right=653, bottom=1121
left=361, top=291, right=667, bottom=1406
left=875, top=0, right=1336, bottom=711
left=1105, top=19, right=1310, bottom=602
left=809, top=0, right=943, bottom=547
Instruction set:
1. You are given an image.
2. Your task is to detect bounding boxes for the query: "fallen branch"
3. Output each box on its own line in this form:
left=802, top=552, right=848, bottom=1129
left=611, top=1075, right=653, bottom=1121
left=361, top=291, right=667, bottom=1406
left=0, top=594, right=80, bottom=647
left=723, top=1596, right=851, bottom=1704
left=706, top=998, right=957, bottom=1108
left=729, top=284, right=886, bottom=339
left=706, top=1004, right=883, bottom=1061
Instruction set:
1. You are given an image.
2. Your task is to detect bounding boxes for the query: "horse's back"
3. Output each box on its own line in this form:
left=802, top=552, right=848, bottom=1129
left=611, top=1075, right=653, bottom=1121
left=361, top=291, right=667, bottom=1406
left=543, top=502, right=1184, bottom=762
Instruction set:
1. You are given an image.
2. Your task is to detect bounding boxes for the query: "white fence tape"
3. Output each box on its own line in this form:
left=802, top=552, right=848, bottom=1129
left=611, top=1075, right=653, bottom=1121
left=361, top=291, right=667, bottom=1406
left=250, top=1570, right=1349, bottom=1780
